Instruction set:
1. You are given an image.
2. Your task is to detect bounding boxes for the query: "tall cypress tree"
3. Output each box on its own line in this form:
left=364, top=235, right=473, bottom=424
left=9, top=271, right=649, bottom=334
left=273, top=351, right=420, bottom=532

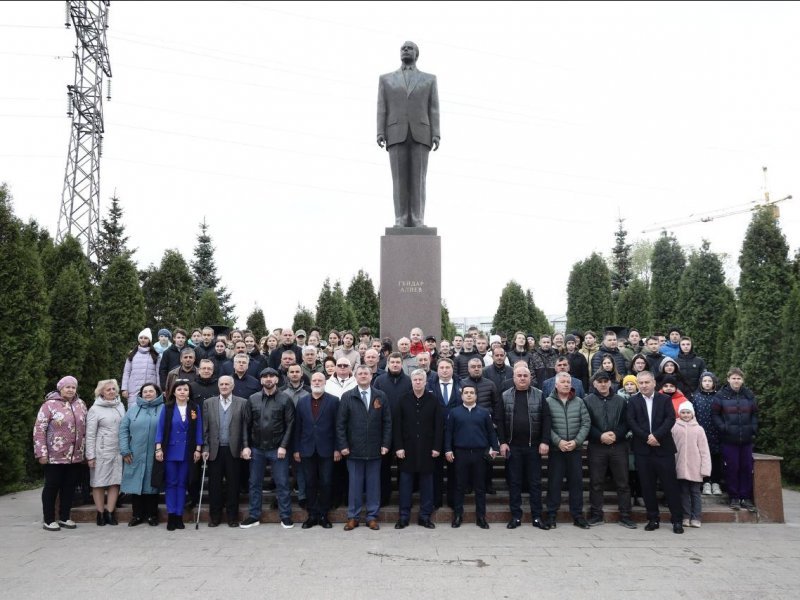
left=732, top=207, right=791, bottom=452
left=195, top=288, right=224, bottom=327
left=246, top=307, right=268, bottom=340
left=292, top=305, right=316, bottom=334
left=676, top=240, right=734, bottom=365
left=46, top=264, right=90, bottom=392
left=525, top=289, right=552, bottom=337
left=611, top=217, right=633, bottom=298
left=714, top=302, right=738, bottom=376
left=441, top=300, right=456, bottom=342
left=191, top=219, right=235, bottom=325
left=0, top=185, right=50, bottom=489
left=773, top=282, right=800, bottom=480
left=615, top=278, right=650, bottom=334
left=346, top=270, right=379, bottom=333
left=142, top=249, right=196, bottom=331
left=492, top=281, right=530, bottom=336
left=93, top=192, right=134, bottom=282
left=315, top=278, right=356, bottom=334
left=649, top=232, right=685, bottom=332
left=566, top=253, right=613, bottom=333
left=96, top=255, right=147, bottom=382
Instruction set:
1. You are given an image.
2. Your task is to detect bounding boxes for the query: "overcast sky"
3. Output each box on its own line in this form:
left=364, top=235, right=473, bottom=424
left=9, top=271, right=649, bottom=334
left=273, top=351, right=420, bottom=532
left=2, top=1, right=798, bottom=330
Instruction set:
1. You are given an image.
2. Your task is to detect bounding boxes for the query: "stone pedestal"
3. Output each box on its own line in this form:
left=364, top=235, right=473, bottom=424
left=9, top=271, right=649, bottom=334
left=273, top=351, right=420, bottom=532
left=753, top=453, right=784, bottom=523
left=380, top=227, right=441, bottom=345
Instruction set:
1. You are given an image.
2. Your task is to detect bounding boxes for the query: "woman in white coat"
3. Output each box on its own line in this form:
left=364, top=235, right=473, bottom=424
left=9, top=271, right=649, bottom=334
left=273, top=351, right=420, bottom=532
left=86, top=379, right=126, bottom=525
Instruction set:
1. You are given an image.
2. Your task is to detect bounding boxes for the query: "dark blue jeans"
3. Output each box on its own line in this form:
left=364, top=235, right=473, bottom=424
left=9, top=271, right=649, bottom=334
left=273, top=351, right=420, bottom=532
left=547, top=448, right=583, bottom=519
left=507, top=445, right=543, bottom=521
left=249, top=448, right=291, bottom=520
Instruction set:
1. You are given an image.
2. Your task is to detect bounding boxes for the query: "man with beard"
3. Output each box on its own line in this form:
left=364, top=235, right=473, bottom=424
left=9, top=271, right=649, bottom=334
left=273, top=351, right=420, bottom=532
left=293, top=372, right=340, bottom=529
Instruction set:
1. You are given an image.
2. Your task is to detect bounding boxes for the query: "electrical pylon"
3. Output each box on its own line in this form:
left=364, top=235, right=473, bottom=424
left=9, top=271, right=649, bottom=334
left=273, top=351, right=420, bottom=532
left=56, top=1, right=112, bottom=263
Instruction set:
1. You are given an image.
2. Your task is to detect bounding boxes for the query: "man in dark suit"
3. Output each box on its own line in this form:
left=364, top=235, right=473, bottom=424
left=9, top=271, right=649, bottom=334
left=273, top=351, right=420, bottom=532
left=428, top=357, right=461, bottom=508
left=337, top=365, right=392, bottom=531
left=293, top=372, right=339, bottom=529
left=201, top=375, right=248, bottom=527
left=377, top=40, right=440, bottom=227
left=627, top=370, right=684, bottom=533
left=394, top=369, right=444, bottom=529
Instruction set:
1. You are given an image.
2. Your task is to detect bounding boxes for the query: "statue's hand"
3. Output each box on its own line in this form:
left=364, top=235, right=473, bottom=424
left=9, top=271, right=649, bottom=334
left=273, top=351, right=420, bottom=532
left=432, top=136, right=440, bottom=151
left=377, top=134, right=386, bottom=149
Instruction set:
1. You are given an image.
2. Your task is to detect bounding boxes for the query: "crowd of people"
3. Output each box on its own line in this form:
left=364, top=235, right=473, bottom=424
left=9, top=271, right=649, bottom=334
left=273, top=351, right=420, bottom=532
left=33, top=323, right=759, bottom=534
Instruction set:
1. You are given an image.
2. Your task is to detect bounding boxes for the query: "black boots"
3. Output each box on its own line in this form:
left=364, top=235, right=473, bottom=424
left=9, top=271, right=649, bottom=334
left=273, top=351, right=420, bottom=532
left=96, top=511, right=105, bottom=526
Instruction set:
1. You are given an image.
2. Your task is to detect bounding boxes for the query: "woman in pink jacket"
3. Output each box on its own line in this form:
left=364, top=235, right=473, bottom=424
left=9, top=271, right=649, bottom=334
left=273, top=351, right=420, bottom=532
left=672, top=401, right=711, bottom=528
left=33, top=375, right=88, bottom=531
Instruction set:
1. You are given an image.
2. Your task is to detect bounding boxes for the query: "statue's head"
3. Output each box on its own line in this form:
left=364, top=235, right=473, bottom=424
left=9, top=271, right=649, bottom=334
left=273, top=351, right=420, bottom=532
left=400, top=41, right=419, bottom=64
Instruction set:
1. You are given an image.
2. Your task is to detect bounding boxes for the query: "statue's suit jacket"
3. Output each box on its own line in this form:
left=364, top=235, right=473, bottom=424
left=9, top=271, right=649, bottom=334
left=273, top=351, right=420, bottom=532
left=377, top=68, right=440, bottom=148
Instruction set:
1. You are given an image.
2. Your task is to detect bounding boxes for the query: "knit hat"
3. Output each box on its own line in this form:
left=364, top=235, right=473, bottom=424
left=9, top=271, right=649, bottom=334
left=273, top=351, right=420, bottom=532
left=565, top=334, right=577, bottom=344
left=677, top=401, right=694, bottom=415
left=699, top=370, right=718, bottom=389
left=157, top=328, right=172, bottom=339
left=661, top=375, right=678, bottom=387
left=622, top=374, right=638, bottom=388
left=56, top=375, right=78, bottom=390
left=138, top=328, right=153, bottom=341
left=489, top=334, right=502, bottom=345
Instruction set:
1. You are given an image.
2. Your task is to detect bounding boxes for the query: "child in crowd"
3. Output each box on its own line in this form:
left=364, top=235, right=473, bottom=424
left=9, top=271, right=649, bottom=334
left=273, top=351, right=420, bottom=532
left=660, top=375, right=689, bottom=418
left=692, top=372, right=723, bottom=495
left=672, top=401, right=711, bottom=528
left=619, top=375, right=643, bottom=506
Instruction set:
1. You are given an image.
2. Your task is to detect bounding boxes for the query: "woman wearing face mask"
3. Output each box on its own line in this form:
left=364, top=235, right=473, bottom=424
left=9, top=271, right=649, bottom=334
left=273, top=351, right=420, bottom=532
left=33, top=375, right=88, bottom=531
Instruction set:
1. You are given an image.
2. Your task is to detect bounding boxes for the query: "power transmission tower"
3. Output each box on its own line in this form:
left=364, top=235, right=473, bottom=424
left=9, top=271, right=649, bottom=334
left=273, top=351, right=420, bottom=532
left=56, top=1, right=112, bottom=263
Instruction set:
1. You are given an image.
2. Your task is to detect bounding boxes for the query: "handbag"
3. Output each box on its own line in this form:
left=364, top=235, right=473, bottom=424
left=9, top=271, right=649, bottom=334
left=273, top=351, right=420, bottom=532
left=150, top=453, right=166, bottom=490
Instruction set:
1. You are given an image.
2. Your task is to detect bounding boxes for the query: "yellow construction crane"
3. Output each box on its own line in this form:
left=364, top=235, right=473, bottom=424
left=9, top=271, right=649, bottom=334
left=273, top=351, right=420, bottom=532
left=641, top=167, right=792, bottom=233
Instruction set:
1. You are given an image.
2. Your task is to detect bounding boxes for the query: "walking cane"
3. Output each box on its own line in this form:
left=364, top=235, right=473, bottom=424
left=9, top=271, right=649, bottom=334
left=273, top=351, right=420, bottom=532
left=195, top=457, right=208, bottom=530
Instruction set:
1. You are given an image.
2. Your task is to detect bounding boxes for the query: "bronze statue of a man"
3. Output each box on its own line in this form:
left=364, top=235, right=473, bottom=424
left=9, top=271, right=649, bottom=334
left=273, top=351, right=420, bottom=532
left=377, top=41, right=440, bottom=228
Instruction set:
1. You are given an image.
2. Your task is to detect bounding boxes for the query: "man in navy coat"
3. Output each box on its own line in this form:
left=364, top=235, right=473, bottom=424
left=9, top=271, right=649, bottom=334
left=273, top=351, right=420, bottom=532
left=377, top=40, right=440, bottom=227
left=627, top=370, right=684, bottom=533
left=337, top=365, right=392, bottom=531
left=293, top=372, right=339, bottom=529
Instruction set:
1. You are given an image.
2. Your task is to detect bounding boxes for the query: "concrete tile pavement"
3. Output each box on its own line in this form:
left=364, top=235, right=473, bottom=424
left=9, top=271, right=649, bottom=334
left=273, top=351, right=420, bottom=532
left=2, top=488, right=799, bottom=599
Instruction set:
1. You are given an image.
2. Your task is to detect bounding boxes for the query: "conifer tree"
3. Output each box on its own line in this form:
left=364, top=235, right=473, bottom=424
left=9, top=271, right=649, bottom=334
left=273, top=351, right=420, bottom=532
left=141, top=249, right=195, bottom=331
left=246, top=307, right=268, bottom=341
left=46, top=265, right=90, bottom=391
left=0, top=185, right=50, bottom=489
left=315, top=278, right=356, bottom=334
left=195, top=288, right=224, bottom=327
left=93, top=192, right=134, bottom=281
left=676, top=240, right=734, bottom=365
left=346, top=270, right=379, bottom=333
left=611, top=217, right=633, bottom=297
left=773, top=282, right=800, bottom=481
left=566, top=253, right=613, bottom=333
left=526, top=289, right=552, bottom=337
left=714, top=303, right=737, bottom=375
left=732, top=207, right=791, bottom=451
left=614, top=278, right=650, bottom=334
left=292, top=305, right=316, bottom=334
left=649, top=232, right=685, bottom=332
left=96, top=256, right=147, bottom=382
left=191, top=219, right=235, bottom=325
left=492, top=281, right=531, bottom=336
left=441, top=301, right=456, bottom=342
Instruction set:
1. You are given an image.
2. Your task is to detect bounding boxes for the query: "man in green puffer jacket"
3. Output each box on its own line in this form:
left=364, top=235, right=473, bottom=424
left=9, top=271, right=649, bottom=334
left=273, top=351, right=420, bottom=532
left=544, top=372, right=590, bottom=529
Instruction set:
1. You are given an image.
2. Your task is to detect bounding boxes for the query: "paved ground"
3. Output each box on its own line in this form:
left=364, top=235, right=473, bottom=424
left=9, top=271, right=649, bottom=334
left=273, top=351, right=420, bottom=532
left=2, top=488, right=799, bottom=599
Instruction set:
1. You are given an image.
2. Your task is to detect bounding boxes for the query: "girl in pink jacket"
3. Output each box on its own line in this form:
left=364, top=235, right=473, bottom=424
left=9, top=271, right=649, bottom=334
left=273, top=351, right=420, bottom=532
left=672, top=401, right=711, bottom=528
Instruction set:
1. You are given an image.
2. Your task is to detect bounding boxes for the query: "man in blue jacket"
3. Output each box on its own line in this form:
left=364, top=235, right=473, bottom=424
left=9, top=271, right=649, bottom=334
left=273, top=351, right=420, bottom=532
left=293, top=372, right=340, bottom=529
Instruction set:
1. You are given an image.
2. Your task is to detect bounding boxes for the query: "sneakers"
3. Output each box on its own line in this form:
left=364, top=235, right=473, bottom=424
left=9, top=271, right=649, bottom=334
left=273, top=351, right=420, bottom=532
left=587, top=515, right=604, bottom=527
left=57, top=519, right=77, bottom=529
left=740, top=499, right=757, bottom=513
left=711, top=483, right=723, bottom=496
left=618, top=517, right=637, bottom=529
left=702, top=482, right=712, bottom=495
left=573, top=517, right=590, bottom=529
left=690, top=519, right=702, bottom=528
left=240, top=517, right=260, bottom=528
left=280, top=518, right=294, bottom=529
left=43, top=521, right=60, bottom=532
left=729, top=498, right=740, bottom=511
